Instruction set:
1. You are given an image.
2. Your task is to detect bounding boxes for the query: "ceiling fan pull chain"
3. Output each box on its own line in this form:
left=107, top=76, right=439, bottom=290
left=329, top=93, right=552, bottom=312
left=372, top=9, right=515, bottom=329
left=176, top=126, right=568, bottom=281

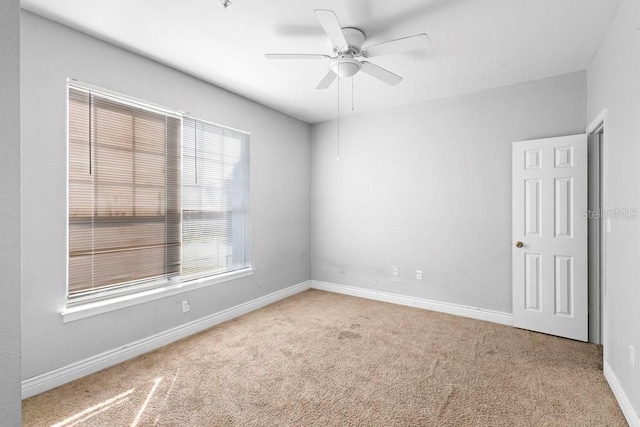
left=337, top=63, right=340, bottom=161
left=352, top=76, right=354, bottom=112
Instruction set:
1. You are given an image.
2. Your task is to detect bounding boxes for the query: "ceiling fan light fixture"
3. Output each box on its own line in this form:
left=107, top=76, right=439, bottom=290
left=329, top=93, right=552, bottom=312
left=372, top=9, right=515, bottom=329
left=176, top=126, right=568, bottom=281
left=330, top=57, right=361, bottom=78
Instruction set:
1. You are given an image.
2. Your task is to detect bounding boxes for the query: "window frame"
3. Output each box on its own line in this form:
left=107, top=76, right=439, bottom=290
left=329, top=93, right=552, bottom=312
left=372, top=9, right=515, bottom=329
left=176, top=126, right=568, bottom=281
left=64, top=80, right=253, bottom=320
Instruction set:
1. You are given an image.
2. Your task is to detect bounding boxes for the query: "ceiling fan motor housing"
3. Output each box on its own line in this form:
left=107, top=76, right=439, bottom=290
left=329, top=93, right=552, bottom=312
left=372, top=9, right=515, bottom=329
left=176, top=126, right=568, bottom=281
left=335, top=27, right=365, bottom=55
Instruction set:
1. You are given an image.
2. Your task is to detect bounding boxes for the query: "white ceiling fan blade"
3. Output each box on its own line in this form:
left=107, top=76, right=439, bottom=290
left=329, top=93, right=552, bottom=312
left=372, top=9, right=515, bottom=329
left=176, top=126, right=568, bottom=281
left=363, top=33, right=429, bottom=58
left=360, top=61, right=403, bottom=86
left=314, top=9, right=349, bottom=50
left=265, top=54, right=330, bottom=60
left=316, top=70, right=337, bottom=89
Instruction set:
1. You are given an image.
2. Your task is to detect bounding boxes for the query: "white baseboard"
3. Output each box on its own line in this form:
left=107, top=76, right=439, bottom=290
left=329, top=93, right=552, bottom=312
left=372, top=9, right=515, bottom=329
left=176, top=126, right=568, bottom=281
left=310, top=280, right=513, bottom=326
left=22, top=280, right=312, bottom=399
left=604, top=360, right=640, bottom=427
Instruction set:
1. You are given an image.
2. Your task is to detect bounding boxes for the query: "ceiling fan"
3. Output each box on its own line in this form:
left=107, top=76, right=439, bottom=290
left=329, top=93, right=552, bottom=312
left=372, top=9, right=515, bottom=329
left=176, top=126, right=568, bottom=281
left=265, top=9, right=429, bottom=89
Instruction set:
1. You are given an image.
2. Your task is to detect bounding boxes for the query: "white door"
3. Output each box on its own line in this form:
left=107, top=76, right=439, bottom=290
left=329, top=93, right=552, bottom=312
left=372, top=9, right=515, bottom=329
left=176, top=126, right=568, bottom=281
left=512, top=134, right=588, bottom=341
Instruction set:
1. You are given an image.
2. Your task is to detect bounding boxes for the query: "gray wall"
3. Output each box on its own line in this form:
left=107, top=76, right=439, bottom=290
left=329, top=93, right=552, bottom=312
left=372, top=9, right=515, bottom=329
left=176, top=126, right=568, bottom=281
left=0, top=0, right=21, bottom=424
left=311, top=72, right=586, bottom=314
left=21, top=11, right=310, bottom=379
left=587, top=0, right=640, bottom=416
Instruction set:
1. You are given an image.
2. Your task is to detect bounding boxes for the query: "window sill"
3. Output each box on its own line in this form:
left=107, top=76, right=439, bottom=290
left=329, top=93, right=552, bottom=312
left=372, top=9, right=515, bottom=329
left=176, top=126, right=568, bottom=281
left=61, top=268, right=255, bottom=323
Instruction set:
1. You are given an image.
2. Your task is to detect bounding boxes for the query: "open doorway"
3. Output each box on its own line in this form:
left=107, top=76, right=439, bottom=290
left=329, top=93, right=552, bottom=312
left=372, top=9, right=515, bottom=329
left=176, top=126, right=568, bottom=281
left=587, top=110, right=607, bottom=346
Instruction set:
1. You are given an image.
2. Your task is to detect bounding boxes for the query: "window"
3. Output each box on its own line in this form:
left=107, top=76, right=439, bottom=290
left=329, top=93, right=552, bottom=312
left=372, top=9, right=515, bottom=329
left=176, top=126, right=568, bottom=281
left=182, top=117, right=251, bottom=281
left=68, top=83, right=251, bottom=302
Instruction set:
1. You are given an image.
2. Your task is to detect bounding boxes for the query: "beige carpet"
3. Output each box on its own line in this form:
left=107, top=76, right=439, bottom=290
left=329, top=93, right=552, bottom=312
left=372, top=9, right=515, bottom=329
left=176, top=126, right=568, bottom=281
left=23, top=289, right=626, bottom=426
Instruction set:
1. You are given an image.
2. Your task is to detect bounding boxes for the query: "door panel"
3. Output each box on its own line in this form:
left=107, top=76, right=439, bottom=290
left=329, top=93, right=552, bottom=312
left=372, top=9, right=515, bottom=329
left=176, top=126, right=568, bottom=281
left=512, top=134, right=587, bottom=341
left=525, top=179, right=541, bottom=236
left=524, top=253, right=541, bottom=311
left=554, top=177, right=573, bottom=238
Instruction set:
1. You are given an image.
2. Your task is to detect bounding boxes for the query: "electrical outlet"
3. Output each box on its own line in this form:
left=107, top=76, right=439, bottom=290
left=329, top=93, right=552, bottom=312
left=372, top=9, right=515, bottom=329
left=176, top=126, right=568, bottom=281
left=631, top=345, right=635, bottom=368
left=393, top=267, right=399, bottom=276
left=416, top=270, right=423, bottom=280
left=182, top=300, right=190, bottom=313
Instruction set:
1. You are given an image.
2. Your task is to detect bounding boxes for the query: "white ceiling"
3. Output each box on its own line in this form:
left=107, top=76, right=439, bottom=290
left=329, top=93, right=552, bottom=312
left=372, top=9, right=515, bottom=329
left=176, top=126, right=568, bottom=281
left=21, top=0, right=621, bottom=124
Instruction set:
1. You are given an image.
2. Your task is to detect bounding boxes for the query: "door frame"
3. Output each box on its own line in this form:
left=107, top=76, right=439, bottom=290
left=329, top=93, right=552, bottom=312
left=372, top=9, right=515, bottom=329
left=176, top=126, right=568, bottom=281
left=586, top=108, right=608, bottom=351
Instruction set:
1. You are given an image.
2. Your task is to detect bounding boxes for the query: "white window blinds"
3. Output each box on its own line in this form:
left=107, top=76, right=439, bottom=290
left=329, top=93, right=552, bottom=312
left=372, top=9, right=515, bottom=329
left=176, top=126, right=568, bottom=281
left=181, top=117, right=251, bottom=280
left=68, top=86, right=182, bottom=298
